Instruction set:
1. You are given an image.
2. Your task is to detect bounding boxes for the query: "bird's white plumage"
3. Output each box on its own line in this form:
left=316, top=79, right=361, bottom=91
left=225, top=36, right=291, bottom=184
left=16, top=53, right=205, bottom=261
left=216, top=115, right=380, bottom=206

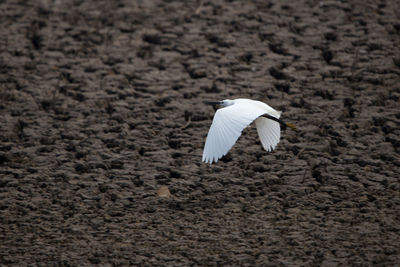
left=255, top=117, right=280, bottom=152
left=202, top=98, right=282, bottom=164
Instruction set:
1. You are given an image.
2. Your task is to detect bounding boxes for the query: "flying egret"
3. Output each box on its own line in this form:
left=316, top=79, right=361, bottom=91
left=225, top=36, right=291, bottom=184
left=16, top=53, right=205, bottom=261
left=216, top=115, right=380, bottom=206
left=202, top=98, right=296, bottom=164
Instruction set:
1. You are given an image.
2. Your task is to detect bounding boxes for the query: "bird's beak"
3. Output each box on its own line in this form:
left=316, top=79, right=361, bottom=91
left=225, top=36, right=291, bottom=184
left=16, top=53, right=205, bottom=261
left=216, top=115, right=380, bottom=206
left=205, top=101, right=223, bottom=105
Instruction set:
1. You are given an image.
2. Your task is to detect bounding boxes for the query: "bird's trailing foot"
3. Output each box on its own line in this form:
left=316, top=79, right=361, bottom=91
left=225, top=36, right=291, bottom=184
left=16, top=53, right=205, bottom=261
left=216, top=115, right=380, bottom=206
left=285, top=122, right=297, bottom=131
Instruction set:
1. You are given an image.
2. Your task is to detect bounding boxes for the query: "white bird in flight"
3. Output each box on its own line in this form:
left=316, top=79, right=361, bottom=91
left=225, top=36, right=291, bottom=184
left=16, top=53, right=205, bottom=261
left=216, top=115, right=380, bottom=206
left=202, top=98, right=296, bottom=164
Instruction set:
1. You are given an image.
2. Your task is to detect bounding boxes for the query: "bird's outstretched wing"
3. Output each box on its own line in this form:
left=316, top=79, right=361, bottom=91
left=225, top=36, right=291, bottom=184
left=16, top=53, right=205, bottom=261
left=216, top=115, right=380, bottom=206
left=202, top=102, right=271, bottom=164
left=255, top=117, right=280, bottom=152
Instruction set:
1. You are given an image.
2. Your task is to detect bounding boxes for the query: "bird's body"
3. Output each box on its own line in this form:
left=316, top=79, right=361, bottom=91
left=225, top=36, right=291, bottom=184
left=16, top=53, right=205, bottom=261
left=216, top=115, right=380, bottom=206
left=202, top=98, right=295, bottom=164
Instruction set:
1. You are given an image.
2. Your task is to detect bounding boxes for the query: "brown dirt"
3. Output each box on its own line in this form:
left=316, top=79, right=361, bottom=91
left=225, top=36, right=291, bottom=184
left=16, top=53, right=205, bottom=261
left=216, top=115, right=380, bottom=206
left=1, top=0, right=400, bottom=266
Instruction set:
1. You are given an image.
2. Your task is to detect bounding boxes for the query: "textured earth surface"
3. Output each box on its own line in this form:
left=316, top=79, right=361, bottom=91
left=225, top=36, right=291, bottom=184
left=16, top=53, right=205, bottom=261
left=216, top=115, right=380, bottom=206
left=1, top=0, right=400, bottom=266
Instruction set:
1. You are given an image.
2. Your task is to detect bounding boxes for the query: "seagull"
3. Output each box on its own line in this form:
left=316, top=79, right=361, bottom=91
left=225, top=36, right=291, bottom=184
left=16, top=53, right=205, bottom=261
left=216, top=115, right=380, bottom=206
left=202, top=98, right=296, bottom=164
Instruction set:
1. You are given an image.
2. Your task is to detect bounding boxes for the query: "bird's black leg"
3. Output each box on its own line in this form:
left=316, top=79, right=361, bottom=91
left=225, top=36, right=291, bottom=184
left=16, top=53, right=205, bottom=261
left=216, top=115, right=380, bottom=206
left=263, top=114, right=287, bottom=129
left=262, top=114, right=297, bottom=130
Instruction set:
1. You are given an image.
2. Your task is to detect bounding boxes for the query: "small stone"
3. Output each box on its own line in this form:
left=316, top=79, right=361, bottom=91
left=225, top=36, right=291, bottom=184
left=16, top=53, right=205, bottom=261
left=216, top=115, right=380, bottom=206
left=157, top=186, right=171, bottom=198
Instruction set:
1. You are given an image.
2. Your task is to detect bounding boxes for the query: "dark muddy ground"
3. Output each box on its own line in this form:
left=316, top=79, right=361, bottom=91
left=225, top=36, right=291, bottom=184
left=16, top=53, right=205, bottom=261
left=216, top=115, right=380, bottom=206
left=1, top=0, right=399, bottom=266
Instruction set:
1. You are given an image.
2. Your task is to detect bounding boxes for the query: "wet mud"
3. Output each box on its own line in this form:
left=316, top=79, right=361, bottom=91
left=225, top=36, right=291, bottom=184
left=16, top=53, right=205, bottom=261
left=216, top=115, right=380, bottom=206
left=0, top=0, right=399, bottom=265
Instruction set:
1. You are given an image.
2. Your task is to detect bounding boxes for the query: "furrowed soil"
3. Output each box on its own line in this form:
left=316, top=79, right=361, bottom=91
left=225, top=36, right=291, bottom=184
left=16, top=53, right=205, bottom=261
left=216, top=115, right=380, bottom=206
left=1, top=0, right=399, bottom=266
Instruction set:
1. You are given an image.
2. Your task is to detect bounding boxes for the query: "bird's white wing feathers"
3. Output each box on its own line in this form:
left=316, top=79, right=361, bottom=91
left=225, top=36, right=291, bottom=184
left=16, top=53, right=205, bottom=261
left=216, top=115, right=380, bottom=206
left=202, top=101, right=278, bottom=164
left=255, top=117, right=281, bottom=152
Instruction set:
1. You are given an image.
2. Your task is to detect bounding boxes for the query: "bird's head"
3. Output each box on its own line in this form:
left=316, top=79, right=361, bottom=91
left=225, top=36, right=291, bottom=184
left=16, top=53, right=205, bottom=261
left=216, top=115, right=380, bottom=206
left=205, top=99, right=234, bottom=107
